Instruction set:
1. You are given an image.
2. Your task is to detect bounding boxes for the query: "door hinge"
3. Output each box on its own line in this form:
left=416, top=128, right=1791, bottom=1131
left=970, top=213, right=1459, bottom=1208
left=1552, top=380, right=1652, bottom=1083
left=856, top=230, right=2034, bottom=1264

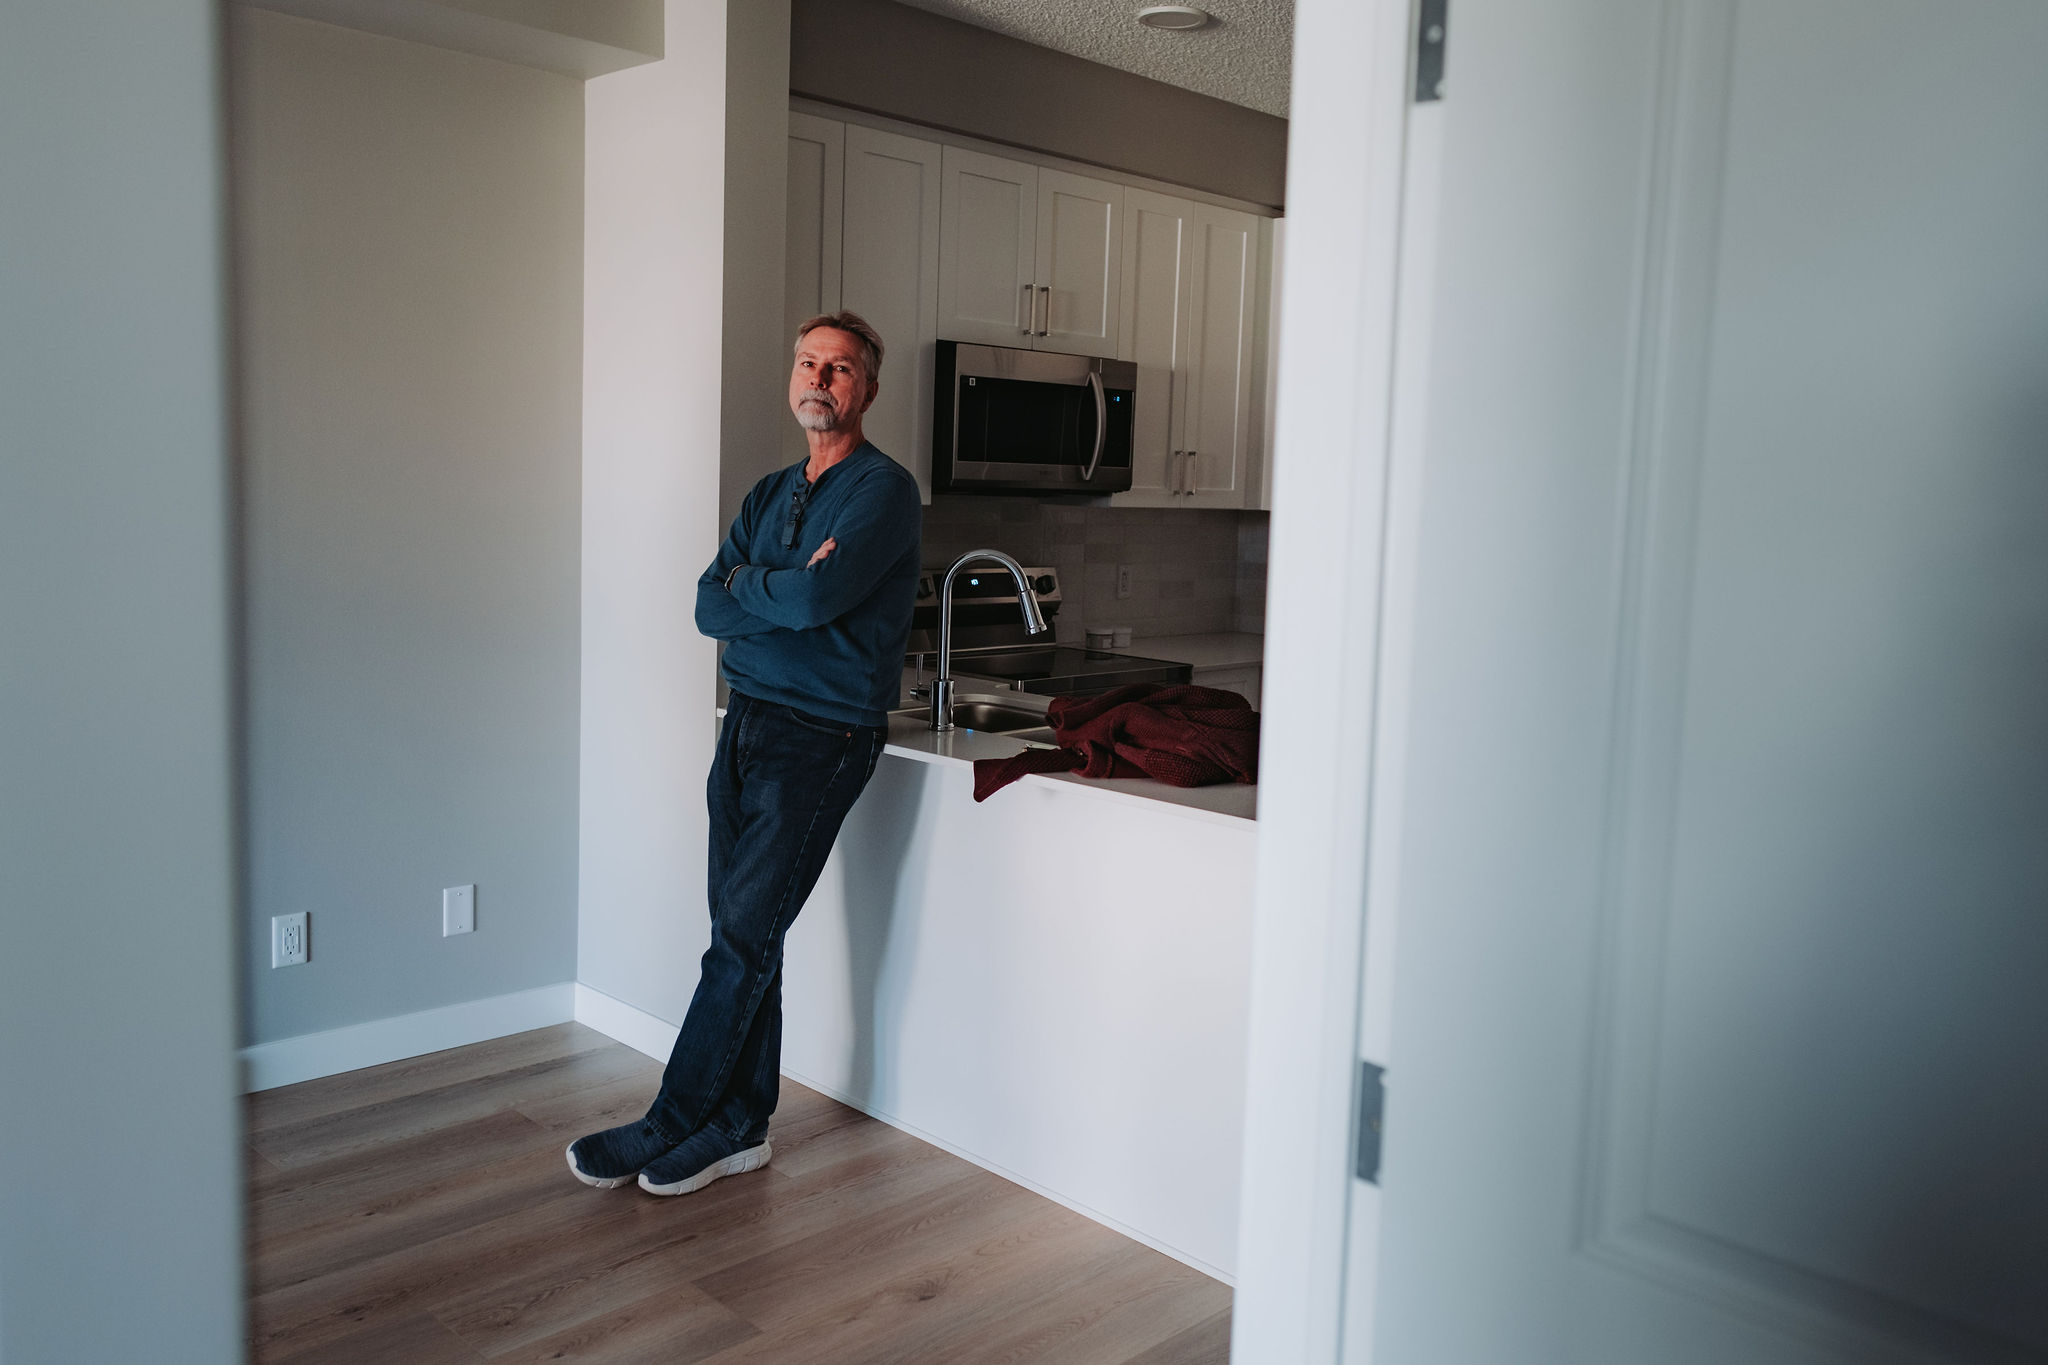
left=1356, top=1061, right=1387, bottom=1183
left=1414, top=0, right=1448, bottom=103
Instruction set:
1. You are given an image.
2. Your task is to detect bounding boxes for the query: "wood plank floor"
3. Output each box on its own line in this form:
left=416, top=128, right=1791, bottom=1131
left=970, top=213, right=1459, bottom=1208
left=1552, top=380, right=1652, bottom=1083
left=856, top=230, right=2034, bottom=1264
left=246, top=1024, right=1231, bottom=1364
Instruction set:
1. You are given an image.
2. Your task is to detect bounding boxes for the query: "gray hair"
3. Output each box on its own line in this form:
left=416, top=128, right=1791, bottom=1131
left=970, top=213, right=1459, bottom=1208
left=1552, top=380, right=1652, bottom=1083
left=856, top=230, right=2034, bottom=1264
left=793, top=311, right=885, bottom=386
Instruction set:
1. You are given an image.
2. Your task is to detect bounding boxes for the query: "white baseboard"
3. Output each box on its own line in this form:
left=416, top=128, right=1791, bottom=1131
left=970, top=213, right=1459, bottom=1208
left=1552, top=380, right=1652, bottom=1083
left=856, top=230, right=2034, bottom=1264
left=572, top=982, right=679, bottom=1062
left=241, top=982, right=576, bottom=1092
left=563, top=985, right=1230, bottom=1284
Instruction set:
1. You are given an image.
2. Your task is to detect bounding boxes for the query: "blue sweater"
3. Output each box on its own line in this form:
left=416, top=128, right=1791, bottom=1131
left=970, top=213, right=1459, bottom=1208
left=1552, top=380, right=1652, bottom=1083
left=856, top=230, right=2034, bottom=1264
left=696, top=442, right=922, bottom=726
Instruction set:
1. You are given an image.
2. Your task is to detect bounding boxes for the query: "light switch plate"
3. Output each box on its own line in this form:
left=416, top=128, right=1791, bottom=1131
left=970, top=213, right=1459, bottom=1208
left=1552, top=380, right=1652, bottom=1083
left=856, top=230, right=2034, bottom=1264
left=442, top=884, right=475, bottom=936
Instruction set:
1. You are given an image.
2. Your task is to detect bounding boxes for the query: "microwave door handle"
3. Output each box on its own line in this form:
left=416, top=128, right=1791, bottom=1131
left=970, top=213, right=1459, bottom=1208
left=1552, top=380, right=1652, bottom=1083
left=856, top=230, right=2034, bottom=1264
left=1081, top=370, right=1107, bottom=482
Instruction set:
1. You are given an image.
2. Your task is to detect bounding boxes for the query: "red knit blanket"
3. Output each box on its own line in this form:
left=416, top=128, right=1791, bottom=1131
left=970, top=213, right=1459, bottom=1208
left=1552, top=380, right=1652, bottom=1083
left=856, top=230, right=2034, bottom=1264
left=970, top=683, right=1260, bottom=802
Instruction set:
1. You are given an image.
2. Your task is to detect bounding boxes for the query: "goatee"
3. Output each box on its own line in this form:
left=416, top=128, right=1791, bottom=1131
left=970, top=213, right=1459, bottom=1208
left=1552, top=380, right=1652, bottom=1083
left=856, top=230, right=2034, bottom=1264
left=796, top=391, right=838, bottom=432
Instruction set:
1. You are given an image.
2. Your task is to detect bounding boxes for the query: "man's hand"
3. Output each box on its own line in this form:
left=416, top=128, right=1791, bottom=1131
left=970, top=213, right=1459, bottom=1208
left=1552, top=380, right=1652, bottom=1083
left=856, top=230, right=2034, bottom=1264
left=807, top=536, right=838, bottom=568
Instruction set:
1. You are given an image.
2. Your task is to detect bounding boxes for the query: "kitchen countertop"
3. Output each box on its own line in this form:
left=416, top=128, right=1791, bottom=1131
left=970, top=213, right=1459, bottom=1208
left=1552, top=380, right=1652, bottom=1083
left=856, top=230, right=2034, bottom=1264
left=1100, top=631, right=1265, bottom=670
left=883, top=688, right=1257, bottom=824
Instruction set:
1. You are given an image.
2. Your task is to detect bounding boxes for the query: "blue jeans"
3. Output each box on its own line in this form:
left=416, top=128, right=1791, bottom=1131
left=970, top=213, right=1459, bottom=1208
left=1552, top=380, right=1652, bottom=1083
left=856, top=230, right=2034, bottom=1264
left=645, top=690, right=887, bottom=1147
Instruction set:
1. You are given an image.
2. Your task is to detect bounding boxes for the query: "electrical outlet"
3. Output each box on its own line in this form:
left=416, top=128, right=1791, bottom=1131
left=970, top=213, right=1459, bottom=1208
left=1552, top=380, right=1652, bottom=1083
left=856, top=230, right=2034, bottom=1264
left=442, top=884, right=476, bottom=937
left=272, top=912, right=308, bottom=968
left=1115, top=564, right=1132, bottom=599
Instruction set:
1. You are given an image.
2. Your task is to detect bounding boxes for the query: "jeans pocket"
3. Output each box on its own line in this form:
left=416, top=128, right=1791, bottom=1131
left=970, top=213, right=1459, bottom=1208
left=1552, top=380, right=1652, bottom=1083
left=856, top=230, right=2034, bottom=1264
left=782, top=704, right=855, bottom=738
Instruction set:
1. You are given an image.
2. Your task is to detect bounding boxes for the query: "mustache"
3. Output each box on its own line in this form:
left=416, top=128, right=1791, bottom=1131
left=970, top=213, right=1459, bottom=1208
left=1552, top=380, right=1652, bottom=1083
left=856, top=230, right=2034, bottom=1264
left=798, top=389, right=837, bottom=410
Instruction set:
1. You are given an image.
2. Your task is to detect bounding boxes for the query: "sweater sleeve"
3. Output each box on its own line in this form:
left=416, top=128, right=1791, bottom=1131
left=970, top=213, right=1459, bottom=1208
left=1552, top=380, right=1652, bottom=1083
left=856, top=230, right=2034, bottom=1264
left=726, top=470, right=918, bottom=632
left=695, top=493, right=783, bottom=641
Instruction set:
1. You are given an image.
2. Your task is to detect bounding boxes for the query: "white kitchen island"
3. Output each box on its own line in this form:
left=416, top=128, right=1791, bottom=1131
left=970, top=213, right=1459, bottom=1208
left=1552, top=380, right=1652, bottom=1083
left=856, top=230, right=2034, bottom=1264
left=778, top=714, right=1258, bottom=1281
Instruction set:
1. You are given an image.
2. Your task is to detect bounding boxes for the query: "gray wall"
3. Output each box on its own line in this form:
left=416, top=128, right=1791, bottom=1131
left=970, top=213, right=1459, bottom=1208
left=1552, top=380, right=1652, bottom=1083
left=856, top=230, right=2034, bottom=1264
left=791, top=0, right=1288, bottom=210
left=0, top=3, right=245, bottom=1360
left=232, top=9, right=583, bottom=1045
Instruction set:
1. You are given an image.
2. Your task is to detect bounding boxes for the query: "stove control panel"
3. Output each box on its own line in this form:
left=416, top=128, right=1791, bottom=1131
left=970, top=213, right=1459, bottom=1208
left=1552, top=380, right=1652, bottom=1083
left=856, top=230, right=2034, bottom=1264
left=914, top=566, right=1061, bottom=607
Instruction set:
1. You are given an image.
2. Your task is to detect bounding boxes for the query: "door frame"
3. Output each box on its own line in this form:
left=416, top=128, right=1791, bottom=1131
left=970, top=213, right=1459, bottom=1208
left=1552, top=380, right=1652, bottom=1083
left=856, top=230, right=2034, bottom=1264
left=1230, top=0, right=1444, bottom=1357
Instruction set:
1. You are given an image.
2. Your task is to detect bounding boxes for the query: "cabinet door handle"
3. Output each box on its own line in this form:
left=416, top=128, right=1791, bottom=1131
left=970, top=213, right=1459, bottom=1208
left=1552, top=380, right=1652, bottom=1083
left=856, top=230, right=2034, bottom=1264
left=1171, top=450, right=1185, bottom=496
left=1036, top=284, right=1050, bottom=336
left=1185, top=449, right=1198, bottom=495
left=1019, top=283, right=1033, bottom=335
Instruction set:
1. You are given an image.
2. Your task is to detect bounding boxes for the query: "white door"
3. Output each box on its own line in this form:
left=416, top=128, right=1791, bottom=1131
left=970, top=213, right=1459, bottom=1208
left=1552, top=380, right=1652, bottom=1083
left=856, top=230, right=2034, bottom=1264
left=783, top=112, right=843, bottom=471
left=841, top=124, right=941, bottom=501
left=1179, top=203, right=1256, bottom=508
left=1293, top=0, right=2048, bottom=1361
left=1033, top=167, right=1123, bottom=359
left=1113, top=187, right=1193, bottom=506
left=936, top=145, right=1036, bottom=347
left=1237, top=0, right=2048, bottom=1360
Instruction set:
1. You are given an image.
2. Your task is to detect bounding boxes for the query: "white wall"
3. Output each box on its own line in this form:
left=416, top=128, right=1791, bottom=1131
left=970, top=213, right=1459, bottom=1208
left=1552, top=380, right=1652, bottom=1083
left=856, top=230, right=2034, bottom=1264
left=232, top=9, right=585, bottom=1046
left=0, top=3, right=244, bottom=1359
left=577, top=0, right=736, bottom=1020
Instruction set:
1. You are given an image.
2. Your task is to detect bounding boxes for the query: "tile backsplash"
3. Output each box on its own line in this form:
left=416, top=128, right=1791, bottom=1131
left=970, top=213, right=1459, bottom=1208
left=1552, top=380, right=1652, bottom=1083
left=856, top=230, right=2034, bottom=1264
left=920, top=495, right=1270, bottom=646
left=1234, top=515, right=1269, bottom=635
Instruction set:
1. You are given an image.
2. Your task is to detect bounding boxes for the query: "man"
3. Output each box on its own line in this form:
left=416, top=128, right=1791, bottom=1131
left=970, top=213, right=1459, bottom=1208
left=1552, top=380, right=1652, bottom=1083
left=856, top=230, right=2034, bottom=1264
left=568, top=312, right=920, bottom=1195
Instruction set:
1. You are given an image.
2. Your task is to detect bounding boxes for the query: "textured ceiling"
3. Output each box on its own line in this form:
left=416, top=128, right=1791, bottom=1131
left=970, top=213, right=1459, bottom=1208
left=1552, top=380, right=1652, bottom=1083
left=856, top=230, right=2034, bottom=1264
left=891, top=0, right=1294, bottom=119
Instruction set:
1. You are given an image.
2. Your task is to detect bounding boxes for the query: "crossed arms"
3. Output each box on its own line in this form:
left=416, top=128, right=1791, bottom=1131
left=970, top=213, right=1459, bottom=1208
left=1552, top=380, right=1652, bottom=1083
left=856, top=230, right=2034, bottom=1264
left=694, top=475, right=907, bottom=640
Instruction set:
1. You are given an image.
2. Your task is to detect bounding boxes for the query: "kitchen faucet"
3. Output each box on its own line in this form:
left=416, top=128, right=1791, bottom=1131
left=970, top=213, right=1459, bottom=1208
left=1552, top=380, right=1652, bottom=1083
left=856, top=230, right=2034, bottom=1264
left=931, top=549, right=1047, bottom=731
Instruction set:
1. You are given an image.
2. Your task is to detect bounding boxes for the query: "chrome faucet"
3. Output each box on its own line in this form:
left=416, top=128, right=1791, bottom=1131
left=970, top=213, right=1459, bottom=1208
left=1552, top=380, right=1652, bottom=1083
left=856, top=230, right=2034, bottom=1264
left=931, top=549, right=1047, bottom=731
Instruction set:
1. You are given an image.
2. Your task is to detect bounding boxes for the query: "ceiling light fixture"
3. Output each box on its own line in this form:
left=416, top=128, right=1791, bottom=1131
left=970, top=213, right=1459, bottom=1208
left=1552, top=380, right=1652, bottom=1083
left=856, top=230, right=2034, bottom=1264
left=1136, top=5, right=1212, bottom=31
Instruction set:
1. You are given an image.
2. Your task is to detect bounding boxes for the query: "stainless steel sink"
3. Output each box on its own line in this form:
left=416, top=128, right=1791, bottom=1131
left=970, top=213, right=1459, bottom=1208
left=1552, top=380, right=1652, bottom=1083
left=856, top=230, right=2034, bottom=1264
left=948, top=701, right=1048, bottom=732
left=891, top=695, right=1050, bottom=734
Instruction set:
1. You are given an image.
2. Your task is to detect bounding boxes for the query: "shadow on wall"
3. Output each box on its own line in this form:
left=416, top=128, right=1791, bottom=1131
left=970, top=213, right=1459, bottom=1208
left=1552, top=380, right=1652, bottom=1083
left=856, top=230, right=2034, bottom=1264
left=832, top=761, right=930, bottom=1112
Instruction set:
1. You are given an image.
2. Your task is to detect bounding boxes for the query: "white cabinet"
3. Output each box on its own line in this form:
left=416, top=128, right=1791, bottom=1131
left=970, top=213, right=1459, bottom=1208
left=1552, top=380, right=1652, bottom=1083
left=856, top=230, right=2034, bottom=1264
left=1115, top=188, right=1195, bottom=504
left=1113, top=193, right=1261, bottom=509
left=783, top=112, right=844, bottom=471
left=1035, top=168, right=1122, bottom=357
left=785, top=113, right=844, bottom=333
left=936, top=146, right=1035, bottom=345
left=938, top=147, right=1122, bottom=359
left=1181, top=203, right=1258, bottom=506
left=791, top=108, right=1270, bottom=508
left=840, top=124, right=942, bottom=502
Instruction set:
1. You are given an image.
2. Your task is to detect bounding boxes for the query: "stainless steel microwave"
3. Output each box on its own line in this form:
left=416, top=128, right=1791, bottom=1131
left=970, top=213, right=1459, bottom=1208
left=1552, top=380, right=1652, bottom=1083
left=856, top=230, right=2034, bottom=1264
left=932, top=341, right=1137, bottom=495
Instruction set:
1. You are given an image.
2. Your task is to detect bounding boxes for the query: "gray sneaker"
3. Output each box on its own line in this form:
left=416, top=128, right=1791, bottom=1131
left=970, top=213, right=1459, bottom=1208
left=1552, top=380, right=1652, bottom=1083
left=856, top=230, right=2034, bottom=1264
left=637, top=1130, right=773, bottom=1196
left=565, top=1118, right=677, bottom=1189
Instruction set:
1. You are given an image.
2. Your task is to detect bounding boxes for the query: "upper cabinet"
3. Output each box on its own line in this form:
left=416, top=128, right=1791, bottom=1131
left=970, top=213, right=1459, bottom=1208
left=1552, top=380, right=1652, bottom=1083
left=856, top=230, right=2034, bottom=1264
left=936, top=147, right=1035, bottom=346
left=938, top=147, right=1123, bottom=359
left=784, top=112, right=845, bottom=472
left=787, top=108, right=1273, bottom=510
left=1112, top=193, right=1260, bottom=509
left=785, top=113, right=845, bottom=338
left=1181, top=203, right=1258, bottom=507
left=840, top=124, right=942, bottom=502
left=1034, top=169, right=1123, bottom=357
left=1115, top=189, right=1195, bottom=505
